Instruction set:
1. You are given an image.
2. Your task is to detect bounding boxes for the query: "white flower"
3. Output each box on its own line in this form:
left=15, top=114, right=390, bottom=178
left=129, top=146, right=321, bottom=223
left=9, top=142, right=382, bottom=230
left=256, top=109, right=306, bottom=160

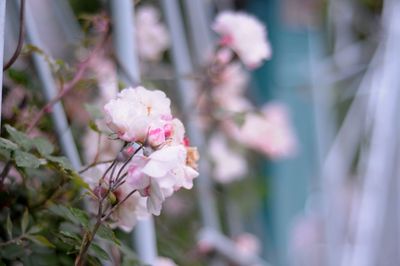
left=154, top=257, right=177, bottom=266
left=136, top=6, right=170, bottom=61
left=111, top=184, right=149, bottom=232
left=209, top=133, right=247, bottom=183
left=143, top=145, right=198, bottom=191
left=104, top=86, right=171, bottom=142
left=126, top=145, right=198, bottom=215
left=239, top=102, right=297, bottom=159
left=212, top=11, right=272, bottom=68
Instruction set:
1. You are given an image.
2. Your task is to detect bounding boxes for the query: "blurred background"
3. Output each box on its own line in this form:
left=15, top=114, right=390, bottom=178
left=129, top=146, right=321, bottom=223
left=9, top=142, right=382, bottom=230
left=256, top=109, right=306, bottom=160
left=3, top=0, right=397, bottom=265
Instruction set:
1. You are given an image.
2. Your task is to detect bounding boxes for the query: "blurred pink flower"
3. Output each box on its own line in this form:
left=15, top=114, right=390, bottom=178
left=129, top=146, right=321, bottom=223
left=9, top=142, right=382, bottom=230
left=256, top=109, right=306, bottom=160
left=234, top=233, right=262, bottom=257
left=136, top=6, right=170, bottom=61
left=209, top=133, right=247, bottom=183
left=212, top=11, right=272, bottom=68
left=239, top=102, right=297, bottom=159
left=213, top=63, right=252, bottom=113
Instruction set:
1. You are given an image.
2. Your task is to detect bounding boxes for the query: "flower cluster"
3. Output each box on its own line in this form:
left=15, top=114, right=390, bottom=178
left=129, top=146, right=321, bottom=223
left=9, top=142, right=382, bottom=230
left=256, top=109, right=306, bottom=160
left=213, top=11, right=272, bottom=69
left=135, top=6, right=170, bottom=61
left=201, top=12, right=297, bottom=183
left=85, top=86, right=199, bottom=232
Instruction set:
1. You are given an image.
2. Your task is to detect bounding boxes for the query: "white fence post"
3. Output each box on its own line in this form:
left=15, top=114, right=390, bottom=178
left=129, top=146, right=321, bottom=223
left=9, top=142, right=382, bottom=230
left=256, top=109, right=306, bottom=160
left=110, top=1, right=158, bottom=264
left=20, top=0, right=81, bottom=169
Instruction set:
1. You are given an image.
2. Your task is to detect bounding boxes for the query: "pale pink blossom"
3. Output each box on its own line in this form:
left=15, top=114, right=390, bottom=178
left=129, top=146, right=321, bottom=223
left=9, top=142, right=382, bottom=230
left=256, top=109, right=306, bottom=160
left=239, top=102, right=297, bottom=159
left=143, top=145, right=199, bottom=191
left=126, top=145, right=199, bottom=215
left=104, top=86, right=171, bottom=142
left=234, top=233, right=262, bottom=257
left=213, top=63, right=252, bottom=113
left=136, top=6, right=170, bottom=61
left=82, top=164, right=149, bottom=232
left=209, top=133, right=247, bottom=183
left=212, top=11, right=272, bottom=68
left=111, top=184, right=149, bottom=232
left=154, top=257, right=177, bottom=266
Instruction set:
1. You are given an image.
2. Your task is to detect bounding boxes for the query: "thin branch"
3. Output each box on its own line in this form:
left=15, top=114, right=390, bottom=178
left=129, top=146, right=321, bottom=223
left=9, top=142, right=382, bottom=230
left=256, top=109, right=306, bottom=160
left=78, top=159, right=114, bottom=174
left=26, top=26, right=111, bottom=133
left=3, top=0, right=25, bottom=71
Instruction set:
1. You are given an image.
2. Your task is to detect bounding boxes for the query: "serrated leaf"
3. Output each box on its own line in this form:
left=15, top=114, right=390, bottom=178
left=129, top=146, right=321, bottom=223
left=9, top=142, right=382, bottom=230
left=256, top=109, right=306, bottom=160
left=14, top=150, right=43, bottom=168
left=97, top=224, right=120, bottom=246
left=27, top=235, right=55, bottom=248
left=90, top=243, right=110, bottom=261
left=33, top=137, right=54, bottom=156
left=21, top=208, right=29, bottom=234
left=5, top=125, right=32, bottom=150
left=0, top=137, right=19, bottom=150
left=85, top=104, right=104, bottom=120
left=6, top=213, right=12, bottom=239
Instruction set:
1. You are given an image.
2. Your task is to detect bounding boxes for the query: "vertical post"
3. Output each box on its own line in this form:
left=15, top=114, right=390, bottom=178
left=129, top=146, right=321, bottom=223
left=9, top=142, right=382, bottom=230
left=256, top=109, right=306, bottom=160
left=0, top=0, right=6, bottom=129
left=110, top=1, right=157, bottom=264
left=161, top=0, right=221, bottom=232
left=181, top=0, right=213, bottom=66
left=20, top=0, right=81, bottom=169
left=345, top=1, right=400, bottom=265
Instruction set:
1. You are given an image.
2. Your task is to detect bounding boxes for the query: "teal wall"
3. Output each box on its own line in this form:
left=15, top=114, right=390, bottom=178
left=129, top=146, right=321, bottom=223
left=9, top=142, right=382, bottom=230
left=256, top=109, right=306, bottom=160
left=246, top=0, right=321, bottom=265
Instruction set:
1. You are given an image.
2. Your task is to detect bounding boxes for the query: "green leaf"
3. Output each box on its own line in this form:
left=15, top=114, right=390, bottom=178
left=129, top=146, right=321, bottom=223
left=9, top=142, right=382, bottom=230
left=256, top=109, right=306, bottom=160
left=49, top=205, right=89, bottom=228
left=27, top=235, right=55, bottom=248
left=21, top=208, right=29, bottom=234
left=0, top=148, right=11, bottom=160
left=6, top=213, right=12, bottom=239
left=70, top=172, right=90, bottom=190
left=85, top=104, right=104, bottom=120
left=57, top=231, right=81, bottom=249
left=68, top=207, right=89, bottom=228
left=33, top=137, right=54, bottom=156
left=5, top=125, right=32, bottom=150
left=90, top=243, right=110, bottom=261
left=46, top=155, right=74, bottom=171
left=14, top=150, right=43, bottom=169
left=27, top=226, right=42, bottom=234
left=7, top=68, right=29, bottom=86
left=89, top=120, right=100, bottom=133
left=97, top=224, right=120, bottom=246
left=0, top=243, right=25, bottom=259
left=0, top=137, right=19, bottom=150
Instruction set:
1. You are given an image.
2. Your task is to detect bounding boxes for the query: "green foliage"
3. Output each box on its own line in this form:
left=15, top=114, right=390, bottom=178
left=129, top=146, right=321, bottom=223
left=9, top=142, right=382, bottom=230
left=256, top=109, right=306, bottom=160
left=90, top=243, right=110, bottom=261
left=49, top=205, right=89, bottom=229
left=26, top=235, right=56, bottom=249
left=97, top=224, right=121, bottom=245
